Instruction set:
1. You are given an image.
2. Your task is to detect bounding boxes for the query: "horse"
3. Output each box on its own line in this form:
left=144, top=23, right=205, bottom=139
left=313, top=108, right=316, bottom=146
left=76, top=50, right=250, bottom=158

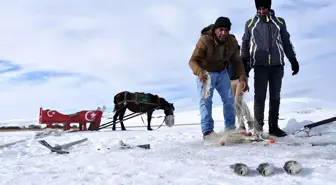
left=111, top=91, right=175, bottom=131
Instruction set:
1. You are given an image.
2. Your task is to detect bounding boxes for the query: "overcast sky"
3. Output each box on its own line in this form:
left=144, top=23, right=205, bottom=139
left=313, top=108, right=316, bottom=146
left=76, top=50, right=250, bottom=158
left=0, top=0, right=335, bottom=120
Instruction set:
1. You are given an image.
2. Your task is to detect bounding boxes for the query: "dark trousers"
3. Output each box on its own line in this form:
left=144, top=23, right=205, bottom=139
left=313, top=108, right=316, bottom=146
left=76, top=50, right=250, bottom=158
left=253, top=66, right=284, bottom=130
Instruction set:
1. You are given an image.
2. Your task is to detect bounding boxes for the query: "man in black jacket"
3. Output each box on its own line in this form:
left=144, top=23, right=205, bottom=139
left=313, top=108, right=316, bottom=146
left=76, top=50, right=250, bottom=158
left=240, top=0, right=299, bottom=137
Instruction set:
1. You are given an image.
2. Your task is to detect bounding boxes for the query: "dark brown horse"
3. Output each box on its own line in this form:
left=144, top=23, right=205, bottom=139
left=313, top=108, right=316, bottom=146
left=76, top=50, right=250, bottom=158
left=112, top=91, right=175, bottom=131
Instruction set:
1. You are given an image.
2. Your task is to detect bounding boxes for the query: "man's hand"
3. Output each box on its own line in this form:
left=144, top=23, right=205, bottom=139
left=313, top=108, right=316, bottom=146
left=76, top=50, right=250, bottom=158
left=239, top=78, right=249, bottom=92
left=199, top=71, right=208, bottom=83
left=289, top=58, right=299, bottom=75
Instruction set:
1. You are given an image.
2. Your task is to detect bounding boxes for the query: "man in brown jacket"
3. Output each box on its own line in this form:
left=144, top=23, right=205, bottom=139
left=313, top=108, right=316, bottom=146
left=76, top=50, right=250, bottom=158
left=189, top=17, right=249, bottom=141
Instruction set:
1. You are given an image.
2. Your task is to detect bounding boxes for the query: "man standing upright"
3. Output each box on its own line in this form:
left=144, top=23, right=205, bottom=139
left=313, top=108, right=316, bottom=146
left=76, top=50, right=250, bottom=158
left=241, top=0, right=299, bottom=137
left=189, top=17, right=249, bottom=141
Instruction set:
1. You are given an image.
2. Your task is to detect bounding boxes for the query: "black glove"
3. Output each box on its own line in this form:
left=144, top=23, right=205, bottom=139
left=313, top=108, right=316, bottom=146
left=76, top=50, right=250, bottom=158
left=289, top=58, right=299, bottom=75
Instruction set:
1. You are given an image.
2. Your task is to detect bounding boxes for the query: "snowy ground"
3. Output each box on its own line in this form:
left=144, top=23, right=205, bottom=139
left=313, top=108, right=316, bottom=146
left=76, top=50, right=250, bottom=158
left=1, top=97, right=336, bottom=185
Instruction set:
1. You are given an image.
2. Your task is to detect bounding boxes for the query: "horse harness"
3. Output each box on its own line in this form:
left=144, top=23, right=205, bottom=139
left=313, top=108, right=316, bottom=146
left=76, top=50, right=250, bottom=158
left=118, top=92, right=161, bottom=107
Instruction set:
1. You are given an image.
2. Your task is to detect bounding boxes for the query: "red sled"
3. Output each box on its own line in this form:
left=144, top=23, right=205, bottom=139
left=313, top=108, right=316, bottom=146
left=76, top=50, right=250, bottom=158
left=39, top=106, right=104, bottom=131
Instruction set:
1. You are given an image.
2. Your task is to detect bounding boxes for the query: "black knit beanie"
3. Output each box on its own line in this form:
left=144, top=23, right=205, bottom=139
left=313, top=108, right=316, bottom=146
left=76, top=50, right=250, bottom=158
left=213, top=17, right=231, bottom=30
left=254, top=0, right=271, bottom=9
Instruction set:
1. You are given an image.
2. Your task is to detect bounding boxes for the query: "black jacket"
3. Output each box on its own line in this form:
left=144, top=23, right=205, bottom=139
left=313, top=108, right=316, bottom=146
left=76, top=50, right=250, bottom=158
left=226, top=42, right=249, bottom=80
left=241, top=9, right=296, bottom=70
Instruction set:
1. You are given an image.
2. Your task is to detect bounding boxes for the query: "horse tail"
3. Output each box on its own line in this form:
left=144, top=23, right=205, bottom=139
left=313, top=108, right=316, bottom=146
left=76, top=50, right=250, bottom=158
left=113, top=94, right=119, bottom=112
left=113, top=92, right=124, bottom=112
left=113, top=102, right=121, bottom=113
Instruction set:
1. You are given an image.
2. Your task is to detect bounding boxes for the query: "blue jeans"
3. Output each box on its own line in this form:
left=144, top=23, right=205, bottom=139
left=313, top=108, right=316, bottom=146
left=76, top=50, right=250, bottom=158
left=196, top=69, right=236, bottom=134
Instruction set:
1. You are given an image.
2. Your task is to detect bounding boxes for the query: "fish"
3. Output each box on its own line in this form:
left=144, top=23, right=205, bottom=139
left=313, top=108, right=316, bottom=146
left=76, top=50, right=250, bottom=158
left=283, top=160, right=302, bottom=175
left=201, top=71, right=211, bottom=102
left=230, top=163, right=249, bottom=176
left=256, top=162, right=275, bottom=176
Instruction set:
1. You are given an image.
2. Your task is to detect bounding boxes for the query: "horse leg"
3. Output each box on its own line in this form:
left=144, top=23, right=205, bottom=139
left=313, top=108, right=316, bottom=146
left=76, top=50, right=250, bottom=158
left=119, top=108, right=127, bottom=131
left=147, top=111, right=153, bottom=131
left=112, top=110, right=120, bottom=131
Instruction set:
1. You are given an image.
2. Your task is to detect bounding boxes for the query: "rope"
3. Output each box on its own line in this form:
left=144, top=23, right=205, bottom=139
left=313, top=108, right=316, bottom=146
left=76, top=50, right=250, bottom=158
left=98, top=105, right=160, bottom=130
left=138, top=103, right=166, bottom=130
left=140, top=115, right=166, bottom=130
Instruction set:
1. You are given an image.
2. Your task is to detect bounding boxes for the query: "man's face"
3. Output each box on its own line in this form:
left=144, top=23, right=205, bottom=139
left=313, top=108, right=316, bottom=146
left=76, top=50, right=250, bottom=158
left=257, top=7, right=269, bottom=15
left=214, top=27, right=229, bottom=41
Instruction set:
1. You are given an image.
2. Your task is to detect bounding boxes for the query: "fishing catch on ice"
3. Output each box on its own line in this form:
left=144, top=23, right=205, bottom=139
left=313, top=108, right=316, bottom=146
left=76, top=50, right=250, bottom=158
left=230, top=163, right=249, bottom=176
left=257, top=162, right=275, bottom=176
left=283, top=160, right=302, bottom=175
left=230, top=160, right=302, bottom=177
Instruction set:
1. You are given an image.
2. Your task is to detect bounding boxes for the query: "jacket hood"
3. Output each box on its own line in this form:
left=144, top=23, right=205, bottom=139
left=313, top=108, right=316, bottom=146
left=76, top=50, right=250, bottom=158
left=254, top=8, right=276, bottom=18
left=255, top=9, right=275, bottom=19
left=200, top=24, right=214, bottom=36
left=200, top=24, right=216, bottom=43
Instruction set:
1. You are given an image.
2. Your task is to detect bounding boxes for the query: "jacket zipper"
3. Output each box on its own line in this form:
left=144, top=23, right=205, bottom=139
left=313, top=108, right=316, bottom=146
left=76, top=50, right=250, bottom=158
left=268, top=17, right=272, bottom=65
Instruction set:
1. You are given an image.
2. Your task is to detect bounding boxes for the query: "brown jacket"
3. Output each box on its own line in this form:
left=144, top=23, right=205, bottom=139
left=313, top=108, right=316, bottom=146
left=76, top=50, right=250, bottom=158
left=189, top=24, right=246, bottom=81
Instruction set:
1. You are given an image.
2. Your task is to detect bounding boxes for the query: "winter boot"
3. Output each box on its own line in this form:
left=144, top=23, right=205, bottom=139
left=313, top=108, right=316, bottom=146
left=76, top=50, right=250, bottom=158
left=203, top=130, right=220, bottom=145
left=269, top=126, right=287, bottom=137
left=203, top=130, right=214, bottom=139
left=268, top=99, right=287, bottom=137
left=268, top=118, right=287, bottom=137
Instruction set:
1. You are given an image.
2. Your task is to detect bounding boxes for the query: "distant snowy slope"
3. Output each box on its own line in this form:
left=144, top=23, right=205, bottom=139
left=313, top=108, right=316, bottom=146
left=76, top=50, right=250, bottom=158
left=0, top=96, right=335, bottom=130
left=0, top=118, right=38, bottom=127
